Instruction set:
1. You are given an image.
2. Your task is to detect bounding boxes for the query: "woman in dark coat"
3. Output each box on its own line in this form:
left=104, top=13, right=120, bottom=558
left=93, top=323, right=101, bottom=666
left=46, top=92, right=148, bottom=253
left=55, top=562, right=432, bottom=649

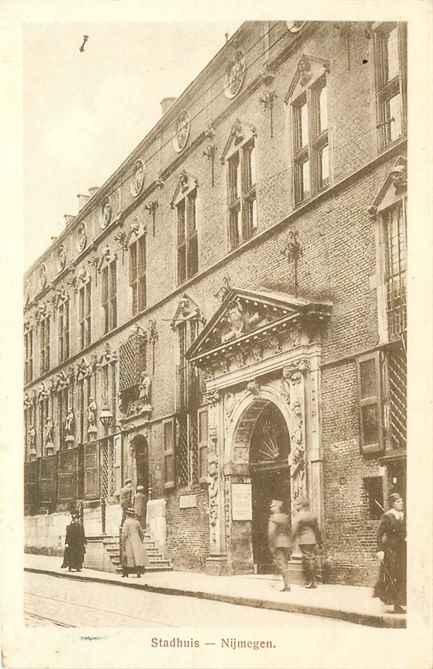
left=373, top=492, right=406, bottom=613
left=63, top=512, right=86, bottom=572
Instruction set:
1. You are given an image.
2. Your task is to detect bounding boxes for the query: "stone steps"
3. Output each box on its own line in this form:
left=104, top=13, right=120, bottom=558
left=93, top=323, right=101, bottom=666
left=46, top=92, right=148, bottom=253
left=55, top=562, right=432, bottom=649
left=102, top=533, right=172, bottom=573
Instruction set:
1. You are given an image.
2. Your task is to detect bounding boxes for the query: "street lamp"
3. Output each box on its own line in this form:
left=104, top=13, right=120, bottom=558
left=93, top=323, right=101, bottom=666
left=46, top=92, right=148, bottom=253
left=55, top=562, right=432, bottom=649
left=99, top=406, right=113, bottom=430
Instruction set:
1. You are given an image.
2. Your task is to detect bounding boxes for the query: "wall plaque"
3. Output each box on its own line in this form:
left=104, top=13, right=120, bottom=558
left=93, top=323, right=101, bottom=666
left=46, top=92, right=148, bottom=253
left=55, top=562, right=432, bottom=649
left=232, top=483, right=252, bottom=521
left=179, top=494, right=197, bottom=509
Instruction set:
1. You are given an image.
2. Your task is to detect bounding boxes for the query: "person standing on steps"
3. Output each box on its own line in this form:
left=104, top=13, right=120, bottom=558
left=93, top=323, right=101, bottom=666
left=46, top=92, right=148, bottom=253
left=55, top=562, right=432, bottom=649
left=373, top=492, right=406, bottom=614
left=121, top=508, right=146, bottom=578
left=291, top=497, right=323, bottom=589
left=119, top=478, right=133, bottom=527
left=268, top=499, right=292, bottom=592
left=133, top=484, right=147, bottom=529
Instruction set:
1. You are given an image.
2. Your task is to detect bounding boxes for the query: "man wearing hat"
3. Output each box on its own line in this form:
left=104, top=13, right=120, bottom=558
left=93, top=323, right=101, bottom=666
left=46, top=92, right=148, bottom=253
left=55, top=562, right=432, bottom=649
left=268, top=499, right=291, bottom=592
left=291, top=497, right=323, bottom=588
left=133, top=484, right=147, bottom=529
left=119, top=478, right=133, bottom=527
left=121, top=508, right=146, bottom=578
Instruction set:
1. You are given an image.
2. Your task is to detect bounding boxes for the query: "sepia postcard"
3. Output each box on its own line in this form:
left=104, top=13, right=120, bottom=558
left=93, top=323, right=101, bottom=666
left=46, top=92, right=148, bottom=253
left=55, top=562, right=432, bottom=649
left=0, top=1, right=432, bottom=668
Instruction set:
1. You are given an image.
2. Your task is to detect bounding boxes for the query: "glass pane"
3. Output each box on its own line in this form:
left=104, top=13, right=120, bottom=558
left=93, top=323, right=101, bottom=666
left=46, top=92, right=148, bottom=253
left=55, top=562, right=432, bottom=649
left=229, top=209, right=240, bottom=249
left=164, top=421, right=173, bottom=452
left=302, top=159, right=310, bottom=199
left=187, top=191, right=197, bottom=233
left=385, top=26, right=399, bottom=82
left=319, top=145, right=329, bottom=187
left=250, top=198, right=258, bottom=229
left=388, top=93, right=402, bottom=141
left=177, top=201, right=186, bottom=241
left=229, top=153, right=240, bottom=200
left=359, top=359, right=377, bottom=398
left=319, top=84, right=328, bottom=133
left=299, top=102, right=308, bottom=148
left=361, top=405, right=379, bottom=445
left=198, top=410, right=208, bottom=442
left=199, top=445, right=208, bottom=479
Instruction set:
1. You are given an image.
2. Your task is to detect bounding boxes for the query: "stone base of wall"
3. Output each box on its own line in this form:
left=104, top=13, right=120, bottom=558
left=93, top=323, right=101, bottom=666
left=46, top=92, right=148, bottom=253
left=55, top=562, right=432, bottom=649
left=84, top=537, right=117, bottom=573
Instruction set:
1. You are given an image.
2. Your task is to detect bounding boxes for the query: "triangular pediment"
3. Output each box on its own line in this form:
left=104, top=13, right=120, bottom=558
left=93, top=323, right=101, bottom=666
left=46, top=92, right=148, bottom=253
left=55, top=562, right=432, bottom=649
left=171, top=293, right=203, bottom=329
left=220, top=119, right=257, bottom=164
left=186, top=288, right=332, bottom=364
left=284, top=54, right=330, bottom=103
left=369, top=156, right=407, bottom=216
left=170, top=170, right=198, bottom=208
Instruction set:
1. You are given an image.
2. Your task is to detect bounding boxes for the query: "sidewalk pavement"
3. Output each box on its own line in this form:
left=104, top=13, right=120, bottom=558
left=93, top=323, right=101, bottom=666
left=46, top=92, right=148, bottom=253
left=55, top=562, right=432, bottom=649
left=24, top=553, right=406, bottom=629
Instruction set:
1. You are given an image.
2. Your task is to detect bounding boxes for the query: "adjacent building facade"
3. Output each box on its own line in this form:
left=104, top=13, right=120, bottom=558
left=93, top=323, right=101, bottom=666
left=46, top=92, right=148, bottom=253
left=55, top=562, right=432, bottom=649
left=24, top=20, right=407, bottom=584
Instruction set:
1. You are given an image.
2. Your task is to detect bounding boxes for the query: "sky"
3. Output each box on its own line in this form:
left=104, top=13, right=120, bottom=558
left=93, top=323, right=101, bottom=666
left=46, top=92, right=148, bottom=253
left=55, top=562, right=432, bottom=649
left=23, top=21, right=240, bottom=267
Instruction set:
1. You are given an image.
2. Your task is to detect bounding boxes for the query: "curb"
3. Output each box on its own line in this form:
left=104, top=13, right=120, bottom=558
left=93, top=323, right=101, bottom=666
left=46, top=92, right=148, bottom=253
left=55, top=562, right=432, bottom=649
left=25, top=567, right=406, bottom=629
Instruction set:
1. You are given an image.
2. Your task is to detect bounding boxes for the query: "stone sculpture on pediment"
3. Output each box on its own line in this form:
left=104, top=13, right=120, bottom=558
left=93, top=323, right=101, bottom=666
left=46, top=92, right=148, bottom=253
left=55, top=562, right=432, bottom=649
left=87, top=398, right=97, bottom=432
left=221, top=301, right=267, bottom=343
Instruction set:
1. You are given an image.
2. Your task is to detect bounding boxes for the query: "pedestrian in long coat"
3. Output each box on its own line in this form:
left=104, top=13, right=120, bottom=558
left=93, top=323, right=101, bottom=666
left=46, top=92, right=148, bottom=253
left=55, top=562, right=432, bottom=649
left=268, top=499, right=292, bottom=592
left=291, top=497, right=323, bottom=588
left=121, top=508, right=146, bottom=578
left=373, top=492, right=406, bottom=613
left=133, top=485, right=147, bottom=528
left=63, top=512, right=86, bottom=571
left=119, top=479, right=133, bottom=526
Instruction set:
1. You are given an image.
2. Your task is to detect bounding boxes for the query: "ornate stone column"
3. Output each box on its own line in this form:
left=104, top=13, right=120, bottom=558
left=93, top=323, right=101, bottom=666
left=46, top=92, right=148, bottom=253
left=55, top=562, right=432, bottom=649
left=306, top=351, right=324, bottom=526
left=285, top=359, right=309, bottom=526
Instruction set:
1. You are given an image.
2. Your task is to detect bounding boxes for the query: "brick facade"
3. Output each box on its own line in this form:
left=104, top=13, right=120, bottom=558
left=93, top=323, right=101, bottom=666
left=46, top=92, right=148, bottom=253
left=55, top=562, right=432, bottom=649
left=24, top=21, right=407, bottom=585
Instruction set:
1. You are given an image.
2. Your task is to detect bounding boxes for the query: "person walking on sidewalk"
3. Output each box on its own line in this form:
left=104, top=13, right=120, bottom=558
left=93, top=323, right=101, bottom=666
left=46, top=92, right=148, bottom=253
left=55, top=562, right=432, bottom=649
left=373, top=492, right=406, bottom=614
left=268, top=499, right=291, bottom=592
left=63, top=511, right=86, bottom=572
left=133, top=484, right=147, bottom=529
left=119, top=478, right=133, bottom=527
left=121, top=508, right=146, bottom=578
left=291, top=497, right=323, bottom=589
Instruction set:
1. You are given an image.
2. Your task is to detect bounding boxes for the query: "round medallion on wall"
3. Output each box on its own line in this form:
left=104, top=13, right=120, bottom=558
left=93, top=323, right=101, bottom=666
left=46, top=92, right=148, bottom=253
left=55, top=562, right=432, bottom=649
left=286, top=21, right=306, bottom=33
left=77, top=222, right=87, bottom=252
left=173, top=111, right=190, bottom=153
left=130, top=159, right=145, bottom=197
left=224, top=50, right=246, bottom=99
left=39, top=263, right=48, bottom=290
left=101, top=197, right=112, bottom=228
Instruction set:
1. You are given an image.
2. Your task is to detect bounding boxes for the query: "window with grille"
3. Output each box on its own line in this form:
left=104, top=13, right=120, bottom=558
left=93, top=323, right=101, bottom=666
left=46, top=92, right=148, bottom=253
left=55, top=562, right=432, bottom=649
left=386, top=345, right=407, bottom=451
left=228, top=139, right=257, bottom=250
left=24, top=329, right=33, bottom=384
left=129, top=235, right=146, bottom=315
left=39, top=317, right=50, bottom=374
left=177, top=190, right=198, bottom=284
left=102, top=260, right=117, bottom=333
left=374, top=23, right=407, bottom=150
left=292, top=76, right=329, bottom=205
left=163, top=418, right=175, bottom=488
left=79, top=282, right=92, bottom=349
left=119, top=331, right=147, bottom=413
left=383, top=203, right=407, bottom=340
left=58, top=299, right=70, bottom=363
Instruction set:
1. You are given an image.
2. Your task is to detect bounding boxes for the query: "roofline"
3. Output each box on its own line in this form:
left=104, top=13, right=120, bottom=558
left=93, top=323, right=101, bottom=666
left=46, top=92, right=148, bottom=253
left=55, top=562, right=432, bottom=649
left=24, top=20, right=255, bottom=279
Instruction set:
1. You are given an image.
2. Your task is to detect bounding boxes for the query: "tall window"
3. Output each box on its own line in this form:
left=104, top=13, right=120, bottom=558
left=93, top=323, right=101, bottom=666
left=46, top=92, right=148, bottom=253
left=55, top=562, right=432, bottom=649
left=383, top=203, right=407, bottom=339
left=24, top=328, right=33, bottom=384
left=228, top=140, right=257, bottom=250
left=374, top=23, right=407, bottom=149
left=58, top=388, right=68, bottom=449
left=79, top=282, right=92, bottom=349
left=102, top=260, right=117, bottom=333
left=198, top=408, right=208, bottom=482
left=177, top=190, right=198, bottom=284
left=129, top=236, right=146, bottom=314
left=39, top=317, right=50, bottom=374
left=58, top=299, right=70, bottom=363
left=163, top=418, right=175, bottom=488
left=39, top=397, right=49, bottom=454
left=292, top=76, right=329, bottom=205
left=357, top=352, right=384, bottom=455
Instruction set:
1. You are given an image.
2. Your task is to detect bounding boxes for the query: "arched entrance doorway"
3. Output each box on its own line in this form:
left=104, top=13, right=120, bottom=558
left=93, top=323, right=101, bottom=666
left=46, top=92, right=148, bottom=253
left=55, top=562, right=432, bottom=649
left=249, top=402, right=290, bottom=573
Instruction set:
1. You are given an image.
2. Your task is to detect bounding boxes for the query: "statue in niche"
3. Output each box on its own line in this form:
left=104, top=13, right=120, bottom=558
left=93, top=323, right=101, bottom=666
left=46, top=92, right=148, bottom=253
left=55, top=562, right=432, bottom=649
left=138, top=372, right=151, bottom=404
left=28, top=425, right=36, bottom=449
left=65, top=409, right=75, bottom=436
left=288, top=400, right=304, bottom=472
left=87, top=398, right=97, bottom=428
left=57, top=244, right=67, bottom=272
left=43, top=418, right=54, bottom=447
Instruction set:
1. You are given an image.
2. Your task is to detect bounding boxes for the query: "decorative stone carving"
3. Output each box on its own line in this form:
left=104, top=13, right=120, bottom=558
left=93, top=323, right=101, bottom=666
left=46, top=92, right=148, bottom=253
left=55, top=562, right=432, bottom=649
left=224, top=50, right=246, bottom=99
left=24, top=393, right=33, bottom=409
left=130, top=159, right=145, bottom=197
left=214, top=274, right=232, bottom=303
left=57, top=244, right=67, bottom=273
left=77, top=222, right=87, bottom=252
left=208, top=454, right=219, bottom=543
left=206, top=389, right=220, bottom=406
left=64, top=409, right=75, bottom=441
left=43, top=418, right=55, bottom=448
left=97, top=246, right=116, bottom=272
left=38, top=382, right=49, bottom=402
left=246, top=379, right=260, bottom=395
left=221, top=301, right=267, bottom=343
left=87, top=398, right=98, bottom=434
left=173, top=111, right=190, bottom=153
left=39, top=263, right=48, bottom=291
left=27, top=425, right=36, bottom=451
left=138, top=371, right=151, bottom=405
left=76, top=357, right=91, bottom=381
left=101, top=197, right=112, bottom=228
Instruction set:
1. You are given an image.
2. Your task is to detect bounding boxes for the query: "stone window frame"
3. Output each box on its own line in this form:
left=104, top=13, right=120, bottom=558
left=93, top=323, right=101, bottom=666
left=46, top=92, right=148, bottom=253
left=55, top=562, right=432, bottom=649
left=78, top=279, right=92, bottom=349
left=101, top=258, right=117, bottom=334
left=372, top=22, right=407, bottom=152
left=129, top=233, right=147, bottom=315
left=356, top=351, right=385, bottom=456
left=225, top=133, right=257, bottom=251
left=57, top=297, right=70, bottom=364
left=24, top=327, right=33, bottom=384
